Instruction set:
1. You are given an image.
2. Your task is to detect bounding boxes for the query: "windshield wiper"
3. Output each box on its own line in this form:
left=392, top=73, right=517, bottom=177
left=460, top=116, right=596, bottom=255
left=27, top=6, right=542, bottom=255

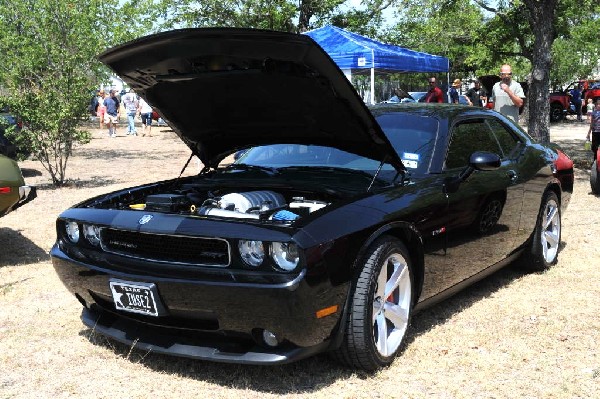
left=280, top=165, right=388, bottom=185
left=224, top=163, right=279, bottom=175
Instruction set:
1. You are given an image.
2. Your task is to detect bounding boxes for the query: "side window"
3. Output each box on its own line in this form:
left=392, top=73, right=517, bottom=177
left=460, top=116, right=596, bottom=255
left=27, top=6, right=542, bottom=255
left=445, top=120, right=501, bottom=169
left=486, top=119, right=521, bottom=159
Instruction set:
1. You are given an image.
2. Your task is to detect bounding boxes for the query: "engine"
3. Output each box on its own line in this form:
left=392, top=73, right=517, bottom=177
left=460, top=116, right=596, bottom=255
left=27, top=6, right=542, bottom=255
left=141, top=190, right=328, bottom=222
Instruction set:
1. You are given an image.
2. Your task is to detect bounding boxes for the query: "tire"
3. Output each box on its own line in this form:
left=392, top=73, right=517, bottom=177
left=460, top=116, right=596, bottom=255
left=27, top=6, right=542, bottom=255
left=523, top=191, right=561, bottom=271
left=333, top=236, right=414, bottom=371
left=591, top=160, right=600, bottom=195
left=550, top=104, right=564, bottom=123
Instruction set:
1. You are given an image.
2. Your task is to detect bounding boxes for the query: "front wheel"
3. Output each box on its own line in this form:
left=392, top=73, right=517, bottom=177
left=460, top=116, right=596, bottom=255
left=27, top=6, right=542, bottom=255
left=550, top=104, right=564, bottom=123
left=333, top=237, right=414, bottom=371
left=523, top=191, right=561, bottom=271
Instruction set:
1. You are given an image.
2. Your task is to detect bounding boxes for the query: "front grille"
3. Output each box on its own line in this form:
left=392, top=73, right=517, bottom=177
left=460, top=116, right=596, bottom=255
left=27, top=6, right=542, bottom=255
left=101, top=228, right=230, bottom=267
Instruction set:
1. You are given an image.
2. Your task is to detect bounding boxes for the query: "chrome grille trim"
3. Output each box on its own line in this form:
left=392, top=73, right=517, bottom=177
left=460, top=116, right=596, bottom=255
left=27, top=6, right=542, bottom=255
left=100, top=228, right=231, bottom=267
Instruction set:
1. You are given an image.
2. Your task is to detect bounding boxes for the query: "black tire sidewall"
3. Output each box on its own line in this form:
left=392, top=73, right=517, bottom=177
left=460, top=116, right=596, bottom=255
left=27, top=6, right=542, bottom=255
left=530, top=191, right=561, bottom=270
left=348, top=237, right=414, bottom=369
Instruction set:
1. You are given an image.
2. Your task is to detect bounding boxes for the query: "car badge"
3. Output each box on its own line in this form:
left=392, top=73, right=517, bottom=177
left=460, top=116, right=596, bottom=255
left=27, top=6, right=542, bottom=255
left=138, top=215, right=153, bottom=225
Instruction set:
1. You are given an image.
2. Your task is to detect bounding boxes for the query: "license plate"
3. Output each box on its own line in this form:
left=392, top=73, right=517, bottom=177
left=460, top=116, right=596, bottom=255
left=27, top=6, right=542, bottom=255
left=109, top=279, right=161, bottom=317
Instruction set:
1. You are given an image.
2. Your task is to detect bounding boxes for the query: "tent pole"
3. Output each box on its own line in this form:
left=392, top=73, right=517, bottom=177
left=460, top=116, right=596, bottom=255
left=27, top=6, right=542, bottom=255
left=370, top=49, right=375, bottom=104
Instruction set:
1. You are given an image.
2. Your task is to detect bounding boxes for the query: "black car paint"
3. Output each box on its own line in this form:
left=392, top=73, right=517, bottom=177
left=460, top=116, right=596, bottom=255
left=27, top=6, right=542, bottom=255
left=50, top=28, right=572, bottom=367
left=51, top=104, right=571, bottom=365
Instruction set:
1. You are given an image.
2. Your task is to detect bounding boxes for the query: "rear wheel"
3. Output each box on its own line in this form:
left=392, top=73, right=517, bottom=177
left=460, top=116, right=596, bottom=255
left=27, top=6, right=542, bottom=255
left=523, top=191, right=561, bottom=271
left=591, top=160, right=600, bottom=194
left=333, top=237, right=414, bottom=371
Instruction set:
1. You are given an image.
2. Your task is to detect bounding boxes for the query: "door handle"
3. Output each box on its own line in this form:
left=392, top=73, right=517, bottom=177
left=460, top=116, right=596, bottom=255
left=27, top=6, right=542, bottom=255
left=507, top=170, right=518, bottom=182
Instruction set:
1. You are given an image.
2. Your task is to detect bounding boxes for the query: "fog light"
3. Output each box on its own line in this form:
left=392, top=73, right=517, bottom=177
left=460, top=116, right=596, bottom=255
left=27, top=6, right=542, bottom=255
left=262, top=330, right=279, bottom=347
left=65, top=221, right=80, bottom=243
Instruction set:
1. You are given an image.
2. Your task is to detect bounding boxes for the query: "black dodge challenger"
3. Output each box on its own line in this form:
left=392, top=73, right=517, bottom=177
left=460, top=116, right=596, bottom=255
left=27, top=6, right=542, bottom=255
left=51, top=28, right=574, bottom=371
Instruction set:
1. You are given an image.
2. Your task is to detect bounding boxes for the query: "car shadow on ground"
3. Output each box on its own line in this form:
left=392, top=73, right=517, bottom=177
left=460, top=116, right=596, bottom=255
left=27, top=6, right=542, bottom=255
left=0, top=227, right=49, bottom=267
left=20, top=168, right=43, bottom=178
left=76, top=250, right=564, bottom=393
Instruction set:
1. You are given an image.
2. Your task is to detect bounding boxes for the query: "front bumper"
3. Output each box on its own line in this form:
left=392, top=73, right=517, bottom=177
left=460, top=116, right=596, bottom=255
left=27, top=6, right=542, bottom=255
left=51, top=245, right=348, bottom=364
left=0, top=185, right=36, bottom=217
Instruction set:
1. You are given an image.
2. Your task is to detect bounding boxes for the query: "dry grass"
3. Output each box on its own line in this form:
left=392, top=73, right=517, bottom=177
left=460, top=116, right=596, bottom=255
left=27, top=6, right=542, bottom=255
left=0, top=120, right=598, bottom=399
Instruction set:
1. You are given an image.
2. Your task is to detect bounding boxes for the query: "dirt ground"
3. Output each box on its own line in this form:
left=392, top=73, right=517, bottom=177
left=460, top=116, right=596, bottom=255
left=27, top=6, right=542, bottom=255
left=0, top=118, right=598, bottom=398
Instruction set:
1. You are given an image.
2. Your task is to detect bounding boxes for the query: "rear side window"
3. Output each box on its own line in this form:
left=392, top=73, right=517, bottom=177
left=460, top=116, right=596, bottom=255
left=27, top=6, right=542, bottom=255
left=486, top=119, right=522, bottom=159
left=445, top=119, right=500, bottom=169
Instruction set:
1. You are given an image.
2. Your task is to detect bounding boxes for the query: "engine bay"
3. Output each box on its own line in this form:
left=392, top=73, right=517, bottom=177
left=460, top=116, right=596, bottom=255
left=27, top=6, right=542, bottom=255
left=91, top=179, right=336, bottom=223
left=144, top=189, right=328, bottom=221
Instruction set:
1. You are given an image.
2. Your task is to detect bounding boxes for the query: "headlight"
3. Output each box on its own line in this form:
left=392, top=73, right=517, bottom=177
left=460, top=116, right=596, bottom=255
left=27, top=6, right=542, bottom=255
left=238, top=240, right=265, bottom=267
left=83, top=224, right=101, bottom=246
left=65, top=221, right=80, bottom=243
left=271, top=242, right=299, bottom=271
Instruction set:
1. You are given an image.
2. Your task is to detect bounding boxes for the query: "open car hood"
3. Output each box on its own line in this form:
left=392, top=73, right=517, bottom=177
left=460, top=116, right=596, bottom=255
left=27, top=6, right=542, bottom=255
left=99, top=28, right=404, bottom=171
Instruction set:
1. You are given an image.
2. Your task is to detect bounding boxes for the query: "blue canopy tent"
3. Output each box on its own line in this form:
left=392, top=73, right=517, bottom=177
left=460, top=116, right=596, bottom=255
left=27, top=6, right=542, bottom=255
left=304, top=25, right=449, bottom=104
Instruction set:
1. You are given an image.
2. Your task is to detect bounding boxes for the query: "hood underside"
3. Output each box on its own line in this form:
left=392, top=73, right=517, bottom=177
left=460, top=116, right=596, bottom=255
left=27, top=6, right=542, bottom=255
left=99, top=28, right=403, bottom=170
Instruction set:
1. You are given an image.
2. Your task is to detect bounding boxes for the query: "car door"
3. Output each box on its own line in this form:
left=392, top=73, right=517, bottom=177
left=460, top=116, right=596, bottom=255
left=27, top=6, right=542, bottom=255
left=421, top=117, right=525, bottom=297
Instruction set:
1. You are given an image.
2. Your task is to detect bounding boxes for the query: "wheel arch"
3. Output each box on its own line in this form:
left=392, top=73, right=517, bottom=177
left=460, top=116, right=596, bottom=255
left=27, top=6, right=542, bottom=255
left=352, top=222, right=425, bottom=302
left=546, top=182, right=562, bottom=205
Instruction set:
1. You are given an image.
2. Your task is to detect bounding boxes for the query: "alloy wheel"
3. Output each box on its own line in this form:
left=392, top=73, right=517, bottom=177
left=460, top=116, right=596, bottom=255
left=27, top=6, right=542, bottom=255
left=540, top=198, right=560, bottom=263
left=372, top=253, right=412, bottom=357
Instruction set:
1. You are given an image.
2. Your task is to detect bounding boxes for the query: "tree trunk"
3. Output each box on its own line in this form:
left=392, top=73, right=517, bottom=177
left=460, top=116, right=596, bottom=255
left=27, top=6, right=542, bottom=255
left=524, top=0, right=557, bottom=144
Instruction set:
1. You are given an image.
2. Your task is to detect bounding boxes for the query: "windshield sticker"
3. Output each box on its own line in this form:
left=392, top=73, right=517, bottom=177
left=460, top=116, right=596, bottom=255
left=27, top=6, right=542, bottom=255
left=402, top=152, right=419, bottom=169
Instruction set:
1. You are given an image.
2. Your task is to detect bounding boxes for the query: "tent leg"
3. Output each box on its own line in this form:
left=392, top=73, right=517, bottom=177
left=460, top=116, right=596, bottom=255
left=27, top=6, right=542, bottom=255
left=370, top=67, right=375, bottom=104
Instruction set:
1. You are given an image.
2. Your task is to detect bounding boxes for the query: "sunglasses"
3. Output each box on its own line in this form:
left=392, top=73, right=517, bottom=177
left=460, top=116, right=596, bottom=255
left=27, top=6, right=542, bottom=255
left=500, top=72, right=512, bottom=76
left=428, top=81, right=436, bottom=83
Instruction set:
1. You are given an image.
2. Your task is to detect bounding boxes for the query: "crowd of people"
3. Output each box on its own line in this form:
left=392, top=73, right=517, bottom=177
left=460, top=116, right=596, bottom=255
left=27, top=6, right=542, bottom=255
left=89, top=89, right=164, bottom=138
left=419, top=64, right=525, bottom=123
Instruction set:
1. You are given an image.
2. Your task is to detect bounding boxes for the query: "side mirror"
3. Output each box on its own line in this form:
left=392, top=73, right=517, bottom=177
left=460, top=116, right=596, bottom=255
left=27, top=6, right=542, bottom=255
left=469, top=151, right=501, bottom=171
left=444, top=152, right=501, bottom=193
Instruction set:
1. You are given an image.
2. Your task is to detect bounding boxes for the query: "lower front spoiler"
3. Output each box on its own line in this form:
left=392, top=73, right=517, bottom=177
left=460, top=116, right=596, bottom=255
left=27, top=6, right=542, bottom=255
left=82, top=307, right=330, bottom=365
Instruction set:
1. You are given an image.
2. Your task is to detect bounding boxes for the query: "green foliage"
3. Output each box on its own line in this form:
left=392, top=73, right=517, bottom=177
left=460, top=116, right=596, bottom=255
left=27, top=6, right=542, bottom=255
left=150, top=0, right=350, bottom=33
left=0, top=0, right=151, bottom=186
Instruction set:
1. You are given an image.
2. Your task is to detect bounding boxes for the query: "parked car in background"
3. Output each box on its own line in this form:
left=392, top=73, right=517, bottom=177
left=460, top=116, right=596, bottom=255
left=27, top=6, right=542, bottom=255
left=545, top=80, right=600, bottom=122
left=408, top=91, right=428, bottom=102
left=0, top=154, right=36, bottom=218
left=51, top=28, right=573, bottom=371
left=580, top=80, right=600, bottom=107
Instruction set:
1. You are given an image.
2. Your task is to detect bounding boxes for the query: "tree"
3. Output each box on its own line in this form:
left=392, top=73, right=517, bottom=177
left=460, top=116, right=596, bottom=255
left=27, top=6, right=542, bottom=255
left=386, top=0, right=599, bottom=142
left=0, top=0, right=152, bottom=186
left=472, top=0, right=598, bottom=142
left=150, top=0, right=382, bottom=33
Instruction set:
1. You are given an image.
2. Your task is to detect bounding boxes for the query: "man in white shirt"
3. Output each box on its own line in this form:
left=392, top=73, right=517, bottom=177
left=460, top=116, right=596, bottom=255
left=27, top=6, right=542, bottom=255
left=492, top=64, right=525, bottom=123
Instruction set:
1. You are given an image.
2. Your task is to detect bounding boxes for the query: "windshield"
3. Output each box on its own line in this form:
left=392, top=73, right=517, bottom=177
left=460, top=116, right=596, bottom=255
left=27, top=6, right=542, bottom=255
left=373, top=112, right=438, bottom=174
left=235, top=144, right=398, bottom=180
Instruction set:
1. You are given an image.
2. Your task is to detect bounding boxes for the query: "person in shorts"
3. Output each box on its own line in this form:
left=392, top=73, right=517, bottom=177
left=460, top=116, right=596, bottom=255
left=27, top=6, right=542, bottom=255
left=586, top=99, right=600, bottom=157
left=96, top=90, right=106, bottom=129
left=586, top=98, right=594, bottom=122
left=138, top=97, right=153, bottom=137
left=104, top=90, right=120, bottom=137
